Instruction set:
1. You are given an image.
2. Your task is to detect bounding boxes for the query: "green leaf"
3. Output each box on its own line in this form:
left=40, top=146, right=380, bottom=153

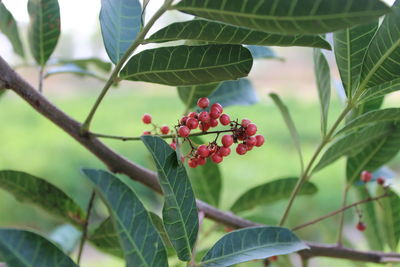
left=141, top=136, right=199, bottom=261
left=230, top=178, right=317, bottom=213
left=0, top=170, right=85, bottom=227
left=359, top=0, right=400, bottom=90
left=28, top=0, right=61, bottom=66
left=82, top=169, right=168, bottom=266
left=333, top=22, right=378, bottom=97
left=376, top=188, right=400, bottom=251
left=313, top=123, right=394, bottom=172
left=120, top=45, right=253, bottom=86
left=49, top=225, right=81, bottom=255
left=200, top=226, right=308, bottom=267
left=359, top=78, right=400, bottom=103
left=269, top=93, right=304, bottom=172
left=346, top=124, right=400, bottom=183
left=0, top=229, right=77, bottom=267
left=57, top=58, right=112, bottom=72
left=173, top=0, right=390, bottom=35
left=88, top=217, right=123, bottom=258
left=0, top=2, right=24, bottom=58
left=337, top=108, right=400, bottom=136
left=99, top=0, right=142, bottom=64
left=246, top=45, right=282, bottom=60
left=146, top=19, right=331, bottom=49
left=313, top=48, right=331, bottom=136
left=178, top=83, right=220, bottom=110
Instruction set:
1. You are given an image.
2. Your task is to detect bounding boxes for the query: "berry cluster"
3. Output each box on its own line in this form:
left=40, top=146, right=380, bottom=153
left=140, top=97, right=265, bottom=168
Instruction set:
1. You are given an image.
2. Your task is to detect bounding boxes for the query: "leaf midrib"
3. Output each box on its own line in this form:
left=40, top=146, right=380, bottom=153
left=0, top=238, right=36, bottom=267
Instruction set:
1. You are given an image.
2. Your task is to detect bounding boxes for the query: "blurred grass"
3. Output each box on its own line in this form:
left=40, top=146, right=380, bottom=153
left=0, top=84, right=398, bottom=266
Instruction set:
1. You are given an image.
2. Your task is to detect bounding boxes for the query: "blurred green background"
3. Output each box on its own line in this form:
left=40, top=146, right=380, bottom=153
left=1, top=0, right=399, bottom=266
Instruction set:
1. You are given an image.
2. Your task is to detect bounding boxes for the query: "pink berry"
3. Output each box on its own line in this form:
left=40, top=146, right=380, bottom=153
left=197, top=157, right=207, bottom=166
left=356, top=222, right=366, bottom=232
left=241, top=119, right=251, bottom=127
left=218, top=147, right=231, bottom=157
left=186, top=118, right=199, bottom=129
left=160, top=125, right=169, bottom=134
left=377, top=177, right=385, bottom=186
left=180, top=116, right=188, bottom=125
left=197, top=97, right=210, bottom=109
left=198, top=111, right=210, bottom=123
left=255, top=135, right=265, bottom=147
left=236, top=144, right=247, bottom=155
left=246, top=144, right=254, bottom=151
left=170, top=142, right=176, bottom=150
left=245, top=123, right=257, bottom=136
left=221, top=135, right=233, bottom=147
left=188, top=158, right=198, bottom=168
left=178, top=126, right=190, bottom=137
left=142, top=131, right=151, bottom=135
left=246, top=136, right=257, bottom=147
left=199, top=122, right=210, bottom=132
left=197, top=145, right=210, bottom=158
left=219, top=114, right=230, bottom=125
left=188, top=112, right=197, bottom=118
left=211, top=153, right=223, bottom=163
left=142, top=113, right=152, bottom=124
left=211, top=103, right=223, bottom=113
left=360, top=171, right=372, bottom=183
left=210, top=118, right=219, bottom=127
left=210, top=109, right=222, bottom=119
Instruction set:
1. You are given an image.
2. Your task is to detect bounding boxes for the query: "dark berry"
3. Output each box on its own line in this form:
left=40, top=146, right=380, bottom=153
left=142, top=113, right=152, bottom=124
left=180, top=116, right=188, bottom=125
left=236, top=144, right=247, bottom=155
left=221, top=135, right=233, bottom=147
left=377, top=177, right=385, bottom=186
left=178, top=126, right=190, bottom=137
left=360, top=171, right=372, bottom=183
left=197, top=97, right=210, bottom=109
left=219, top=114, right=231, bottom=125
left=356, top=222, right=366, bottom=232
left=160, top=125, right=169, bottom=134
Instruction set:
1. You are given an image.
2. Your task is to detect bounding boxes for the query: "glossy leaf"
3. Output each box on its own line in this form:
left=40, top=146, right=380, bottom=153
left=333, top=22, right=378, bottom=96
left=346, top=125, right=400, bottom=184
left=200, top=226, right=308, bottom=267
left=376, top=188, right=400, bottom=251
left=178, top=83, right=220, bottom=110
left=0, top=2, right=24, bottom=58
left=230, top=178, right=317, bottom=213
left=208, top=78, right=258, bottom=108
left=359, top=1, right=400, bottom=90
left=44, top=64, right=107, bottom=82
left=313, top=49, right=331, bottom=136
left=0, top=170, right=85, bottom=227
left=146, top=19, right=331, bottom=49
left=337, top=108, right=400, bottom=136
left=246, top=45, right=282, bottom=60
left=82, top=169, right=168, bottom=266
left=120, top=45, right=253, bottom=86
left=314, top=123, right=394, bottom=172
left=49, top=225, right=81, bottom=255
left=141, top=136, right=199, bottom=261
left=269, top=94, right=304, bottom=171
left=173, top=0, right=390, bottom=35
left=57, top=58, right=112, bottom=72
left=99, top=0, right=142, bottom=64
left=88, top=217, right=123, bottom=258
left=28, top=0, right=61, bottom=66
left=0, top=229, right=77, bottom=267
left=359, top=78, right=400, bottom=103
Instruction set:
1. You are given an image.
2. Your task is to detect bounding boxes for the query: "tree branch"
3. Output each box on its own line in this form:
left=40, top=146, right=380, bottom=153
left=1, top=55, right=400, bottom=264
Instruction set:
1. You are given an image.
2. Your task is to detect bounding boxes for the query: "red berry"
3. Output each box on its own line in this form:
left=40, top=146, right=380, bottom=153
left=236, top=144, right=247, bottom=155
left=255, top=135, right=265, bottom=147
left=188, top=112, right=198, bottom=118
left=186, top=118, right=199, bottom=129
left=269, top=256, right=278, bottom=262
left=211, top=103, right=223, bottom=113
left=356, top=222, right=366, bottom=232
left=198, top=111, right=211, bottom=123
left=142, top=113, right=152, bottom=124
left=197, top=145, right=210, bottom=158
left=210, top=109, right=222, bottom=119
left=245, top=123, right=257, bottom=136
left=197, top=97, right=210, bottom=109
left=160, top=125, right=170, bottom=134
left=142, top=131, right=151, bottom=135
left=377, top=177, right=385, bottom=186
left=241, top=118, right=251, bottom=127
left=221, top=135, right=234, bottom=147
left=180, top=156, right=185, bottom=163
left=247, top=144, right=254, bottom=151
left=188, top=158, right=198, bottom=168
left=199, top=122, right=210, bottom=132
left=219, top=114, right=231, bottom=125
left=218, top=147, right=231, bottom=157
left=197, top=157, right=207, bottom=166
left=360, top=171, right=372, bottom=183
left=180, top=116, right=188, bottom=125
left=178, top=126, right=190, bottom=137
left=246, top=136, right=257, bottom=147
left=211, top=153, right=223, bottom=163
left=170, top=142, right=176, bottom=150
left=210, top=118, right=219, bottom=127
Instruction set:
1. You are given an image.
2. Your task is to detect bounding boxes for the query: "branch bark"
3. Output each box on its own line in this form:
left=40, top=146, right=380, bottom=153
left=1, top=55, right=399, bottom=264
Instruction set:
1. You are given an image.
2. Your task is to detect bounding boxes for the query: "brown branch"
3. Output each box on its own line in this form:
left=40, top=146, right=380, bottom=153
left=1, top=55, right=400, bottom=264
left=292, top=193, right=389, bottom=231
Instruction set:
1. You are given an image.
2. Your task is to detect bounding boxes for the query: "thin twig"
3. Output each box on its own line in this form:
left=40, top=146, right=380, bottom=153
left=292, top=193, right=388, bottom=231
left=77, top=191, right=96, bottom=264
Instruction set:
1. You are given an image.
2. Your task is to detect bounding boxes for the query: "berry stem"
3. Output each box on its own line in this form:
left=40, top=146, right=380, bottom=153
left=292, top=192, right=388, bottom=232
left=80, top=0, right=174, bottom=134
left=279, top=104, right=354, bottom=226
